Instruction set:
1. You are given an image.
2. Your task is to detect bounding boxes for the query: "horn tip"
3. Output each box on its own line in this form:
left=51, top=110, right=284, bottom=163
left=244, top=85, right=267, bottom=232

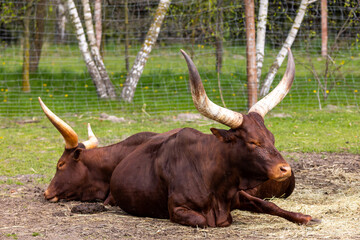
left=180, top=49, right=188, bottom=58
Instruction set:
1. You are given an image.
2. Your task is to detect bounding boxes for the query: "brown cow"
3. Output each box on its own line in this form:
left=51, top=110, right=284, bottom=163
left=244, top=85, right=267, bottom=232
left=39, top=98, right=294, bottom=205
left=110, top=49, right=319, bottom=227
left=39, top=97, right=158, bottom=203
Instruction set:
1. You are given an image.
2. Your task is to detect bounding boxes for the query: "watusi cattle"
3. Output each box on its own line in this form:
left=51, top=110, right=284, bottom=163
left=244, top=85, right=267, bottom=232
left=39, top=97, right=158, bottom=203
left=110, top=49, right=320, bottom=227
left=39, top=98, right=293, bottom=205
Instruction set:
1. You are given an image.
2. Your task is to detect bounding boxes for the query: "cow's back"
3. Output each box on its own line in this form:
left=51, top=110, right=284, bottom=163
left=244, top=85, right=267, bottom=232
left=110, top=128, right=183, bottom=218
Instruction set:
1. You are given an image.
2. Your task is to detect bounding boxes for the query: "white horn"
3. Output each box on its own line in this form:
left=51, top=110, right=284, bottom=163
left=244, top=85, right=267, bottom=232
left=249, top=48, right=295, bottom=118
left=181, top=49, right=244, bottom=129
left=38, top=97, right=78, bottom=149
left=82, top=123, right=99, bottom=149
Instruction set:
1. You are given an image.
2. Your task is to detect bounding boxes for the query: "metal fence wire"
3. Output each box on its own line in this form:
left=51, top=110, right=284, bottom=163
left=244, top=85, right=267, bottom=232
left=0, top=0, right=359, bottom=117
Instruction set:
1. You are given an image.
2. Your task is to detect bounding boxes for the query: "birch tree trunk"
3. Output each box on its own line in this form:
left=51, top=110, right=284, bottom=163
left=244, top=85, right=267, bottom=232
left=94, top=0, right=102, bottom=50
left=244, top=0, right=257, bottom=108
left=67, top=0, right=108, bottom=98
left=256, top=0, right=268, bottom=88
left=121, top=0, right=171, bottom=102
left=82, top=0, right=116, bottom=99
left=55, top=0, right=66, bottom=44
left=22, top=1, right=34, bottom=92
left=260, top=0, right=318, bottom=96
left=321, top=0, right=328, bottom=57
left=30, top=0, right=46, bottom=72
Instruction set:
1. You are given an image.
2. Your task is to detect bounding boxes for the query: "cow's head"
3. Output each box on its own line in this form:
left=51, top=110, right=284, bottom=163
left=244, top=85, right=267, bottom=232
left=181, top=49, right=294, bottom=187
left=39, top=97, right=99, bottom=202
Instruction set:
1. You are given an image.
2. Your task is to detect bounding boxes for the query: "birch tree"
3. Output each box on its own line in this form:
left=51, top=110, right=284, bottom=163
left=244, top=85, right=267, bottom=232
left=94, top=0, right=102, bottom=50
left=121, top=0, right=171, bottom=102
left=67, top=0, right=108, bottom=98
left=55, top=0, right=66, bottom=44
left=260, top=0, right=318, bottom=96
left=82, top=0, right=116, bottom=98
left=244, top=0, right=257, bottom=108
left=256, top=0, right=268, bottom=88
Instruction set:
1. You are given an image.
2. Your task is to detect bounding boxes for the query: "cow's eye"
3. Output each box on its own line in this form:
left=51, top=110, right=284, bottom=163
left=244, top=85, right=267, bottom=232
left=249, top=141, right=260, bottom=146
left=58, top=162, right=65, bottom=168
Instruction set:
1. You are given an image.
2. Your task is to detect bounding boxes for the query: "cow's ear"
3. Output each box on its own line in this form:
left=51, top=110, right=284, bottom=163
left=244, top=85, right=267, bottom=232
left=210, top=128, right=235, bottom=142
left=73, top=148, right=83, bottom=161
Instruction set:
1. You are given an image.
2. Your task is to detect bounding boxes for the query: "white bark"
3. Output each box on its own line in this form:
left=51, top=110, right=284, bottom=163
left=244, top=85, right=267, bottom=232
left=67, top=0, right=108, bottom=98
left=94, top=0, right=102, bottom=50
left=82, top=0, right=116, bottom=99
left=260, top=0, right=317, bottom=96
left=55, top=0, right=67, bottom=43
left=121, top=0, right=171, bottom=102
left=256, top=0, right=268, bottom=88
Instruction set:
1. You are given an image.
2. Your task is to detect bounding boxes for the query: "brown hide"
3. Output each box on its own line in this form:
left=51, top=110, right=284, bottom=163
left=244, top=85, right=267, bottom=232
left=44, top=131, right=158, bottom=202
left=110, top=113, right=316, bottom=227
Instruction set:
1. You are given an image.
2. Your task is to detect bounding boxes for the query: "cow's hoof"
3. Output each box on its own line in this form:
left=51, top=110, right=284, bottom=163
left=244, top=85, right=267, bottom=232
left=306, top=218, right=322, bottom=226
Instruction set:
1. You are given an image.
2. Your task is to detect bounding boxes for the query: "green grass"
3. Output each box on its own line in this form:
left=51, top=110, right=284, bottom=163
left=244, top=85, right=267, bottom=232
left=0, top=44, right=359, bottom=117
left=0, top=107, right=359, bottom=179
left=0, top=43, right=359, bottom=179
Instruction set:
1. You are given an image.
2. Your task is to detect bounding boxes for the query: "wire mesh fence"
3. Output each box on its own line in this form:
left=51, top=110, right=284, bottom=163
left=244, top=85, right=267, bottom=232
left=0, top=0, right=359, bottom=117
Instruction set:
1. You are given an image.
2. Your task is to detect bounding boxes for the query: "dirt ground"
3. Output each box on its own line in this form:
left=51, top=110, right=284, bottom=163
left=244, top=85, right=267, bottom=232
left=1, top=152, right=359, bottom=240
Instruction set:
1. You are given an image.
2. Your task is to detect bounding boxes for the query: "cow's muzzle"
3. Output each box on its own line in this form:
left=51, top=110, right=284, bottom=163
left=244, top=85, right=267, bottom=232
left=44, top=189, right=59, bottom=202
left=269, top=163, right=292, bottom=182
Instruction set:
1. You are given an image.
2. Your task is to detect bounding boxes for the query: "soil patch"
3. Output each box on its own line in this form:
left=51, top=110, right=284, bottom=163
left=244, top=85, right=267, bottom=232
left=1, top=152, right=359, bottom=239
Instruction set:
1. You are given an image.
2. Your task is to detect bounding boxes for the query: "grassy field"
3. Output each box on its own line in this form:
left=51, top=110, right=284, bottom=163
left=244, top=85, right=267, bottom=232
left=0, top=44, right=359, bottom=116
left=0, top=106, right=359, bottom=181
left=0, top=43, right=359, bottom=179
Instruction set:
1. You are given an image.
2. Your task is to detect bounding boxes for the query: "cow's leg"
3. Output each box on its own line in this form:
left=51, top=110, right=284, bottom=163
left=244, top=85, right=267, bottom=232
left=169, top=206, right=208, bottom=228
left=168, top=197, right=207, bottom=227
left=234, top=190, right=320, bottom=225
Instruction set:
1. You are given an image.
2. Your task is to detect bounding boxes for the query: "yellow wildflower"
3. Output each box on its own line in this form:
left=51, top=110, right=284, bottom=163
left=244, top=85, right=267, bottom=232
left=64, top=94, right=68, bottom=97
left=313, top=90, right=317, bottom=93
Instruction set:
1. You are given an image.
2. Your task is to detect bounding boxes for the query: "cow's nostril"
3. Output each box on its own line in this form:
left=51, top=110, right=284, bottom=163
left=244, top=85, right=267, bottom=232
left=280, top=165, right=291, bottom=175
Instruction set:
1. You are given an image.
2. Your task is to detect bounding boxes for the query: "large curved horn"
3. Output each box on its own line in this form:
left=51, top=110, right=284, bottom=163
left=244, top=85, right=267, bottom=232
left=248, top=48, right=295, bottom=118
left=181, top=49, right=243, bottom=129
left=38, top=97, right=78, bottom=149
left=82, top=123, right=99, bottom=149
